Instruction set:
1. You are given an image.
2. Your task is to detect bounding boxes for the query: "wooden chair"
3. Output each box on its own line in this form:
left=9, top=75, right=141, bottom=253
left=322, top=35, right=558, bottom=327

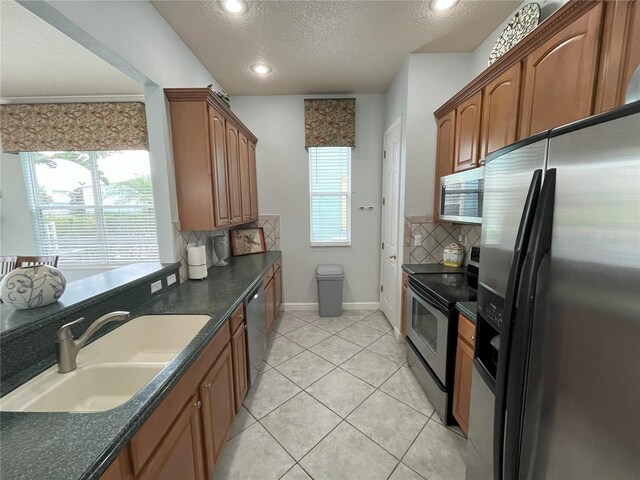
left=15, top=255, right=59, bottom=268
left=1, top=256, right=17, bottom=275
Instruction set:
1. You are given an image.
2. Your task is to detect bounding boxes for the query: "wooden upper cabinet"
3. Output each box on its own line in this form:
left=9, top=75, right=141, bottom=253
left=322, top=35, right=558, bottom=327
left=433, top=110, right=456, bottom=222
left=595, top=0, right=640, bottom=113
left=165, top=88, right=258, bottom=230
left=520, top=3, right=603, bottom=138
left=226, top=123, right=243, bottom=224
left=209, top=105, right=231, bottom=227
left=139, top=395, right=206, bottom=480
left=167, top=101, right=216, bottom=231
left=453, top=91, right=482, bottom=172
left=248, top=141, right=259, bottom=220
left=238, top=132, right=252, bottom=223
left=480, top=63, right=522, bottom=159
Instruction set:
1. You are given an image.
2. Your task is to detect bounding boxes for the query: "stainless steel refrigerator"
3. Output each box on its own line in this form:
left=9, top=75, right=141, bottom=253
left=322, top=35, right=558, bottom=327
left=466, top=101, right=640, bottom=480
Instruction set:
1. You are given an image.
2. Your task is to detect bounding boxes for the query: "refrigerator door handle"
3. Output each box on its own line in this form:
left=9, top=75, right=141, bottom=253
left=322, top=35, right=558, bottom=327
left=502, top=168, right=556, bottom=480
left=493, top=169, right=543, bottom=480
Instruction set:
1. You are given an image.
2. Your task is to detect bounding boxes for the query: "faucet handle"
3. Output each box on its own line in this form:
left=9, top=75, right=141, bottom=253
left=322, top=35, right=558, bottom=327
left=56, top=317, right=85, bottom=342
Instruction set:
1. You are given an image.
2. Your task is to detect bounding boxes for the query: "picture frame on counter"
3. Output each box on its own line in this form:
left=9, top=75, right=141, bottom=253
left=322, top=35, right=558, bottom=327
left=230, top=228, right=266, bottom=256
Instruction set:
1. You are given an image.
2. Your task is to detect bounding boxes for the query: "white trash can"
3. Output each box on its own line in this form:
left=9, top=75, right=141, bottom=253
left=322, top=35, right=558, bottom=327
left=316, top=264, right=344, bottom=317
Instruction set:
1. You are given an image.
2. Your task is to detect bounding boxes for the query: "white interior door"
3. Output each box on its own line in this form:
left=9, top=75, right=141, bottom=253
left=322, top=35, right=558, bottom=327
left=380, top=120, right=401, bottom=322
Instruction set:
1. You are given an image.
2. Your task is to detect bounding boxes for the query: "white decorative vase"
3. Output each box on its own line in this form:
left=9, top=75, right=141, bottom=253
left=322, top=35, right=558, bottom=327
left=0, top=265, right=67, bottom=309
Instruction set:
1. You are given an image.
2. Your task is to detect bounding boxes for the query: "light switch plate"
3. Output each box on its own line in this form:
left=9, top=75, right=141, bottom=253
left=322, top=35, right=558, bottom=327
left=150, top=280, right=162, bottom=294
left=167, top=274, right=177, bottom=286
left=414, top=234, right=423, bottom=246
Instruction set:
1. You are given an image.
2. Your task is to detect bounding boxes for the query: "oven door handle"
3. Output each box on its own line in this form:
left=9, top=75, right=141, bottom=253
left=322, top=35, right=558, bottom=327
left=407, top=283, right=450, bottom=316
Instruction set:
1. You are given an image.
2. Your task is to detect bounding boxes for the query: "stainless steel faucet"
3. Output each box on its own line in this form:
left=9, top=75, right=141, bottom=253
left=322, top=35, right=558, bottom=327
left=56, top=311, right=130, bottom=373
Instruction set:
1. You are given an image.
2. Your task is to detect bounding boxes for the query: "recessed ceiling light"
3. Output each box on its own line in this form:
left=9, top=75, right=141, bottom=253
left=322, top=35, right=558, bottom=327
left=432, top=0, right=458, bottom=11
left=220, top=0, right=246, bottom=15
left=251, top=64, right=272, bottom=75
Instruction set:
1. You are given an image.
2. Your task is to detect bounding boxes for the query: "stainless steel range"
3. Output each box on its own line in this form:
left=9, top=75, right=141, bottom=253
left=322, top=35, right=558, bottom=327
left=406, top=248, right=479, bottom=424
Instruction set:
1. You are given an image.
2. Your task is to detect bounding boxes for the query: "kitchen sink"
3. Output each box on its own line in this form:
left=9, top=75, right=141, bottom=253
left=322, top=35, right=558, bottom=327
left=0, top=314, right=211, bottom=412
left=1, top=363, right=166, bottom=412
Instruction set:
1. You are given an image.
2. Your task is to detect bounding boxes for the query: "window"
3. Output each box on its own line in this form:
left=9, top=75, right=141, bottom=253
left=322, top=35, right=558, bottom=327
left=309, top=147, right=351, bottom=246
left=21, top=151, right=159, bottom=266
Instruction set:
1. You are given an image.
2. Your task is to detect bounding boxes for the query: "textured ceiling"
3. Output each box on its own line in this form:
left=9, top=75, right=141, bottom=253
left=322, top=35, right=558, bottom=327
left=152, top=0, right=520, bottom=95
left=0, top=1, right=143, bottom=98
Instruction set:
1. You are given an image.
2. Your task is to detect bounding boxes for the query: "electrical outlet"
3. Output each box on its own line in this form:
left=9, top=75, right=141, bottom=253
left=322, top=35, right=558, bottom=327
left=414, top=234, right=423, bottom=246
left=167, top=273, right=177, bottom=286
left=150, top=280, right=162, bottom=294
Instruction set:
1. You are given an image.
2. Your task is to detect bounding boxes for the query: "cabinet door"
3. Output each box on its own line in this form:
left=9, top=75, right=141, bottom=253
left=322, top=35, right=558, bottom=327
left=453, top=90, right=483, bottom=173
left=101, top=448, right=133, bottom=480
left=248, top=141, right=259, bottom=220
left=208, top=106, right=231, bottom=227
left=520, top=4, right=603, bottom=137
left=139, top=395, right=206, bottom=480
left=274, top=267, right=282, bottom=313
left=433, top=111, right=456, bottom=222
left=226, top=122, right=243, bottom=224
left=452, top=336, right=474, bottom=436
left=231, top=324, right=248, bottom=412
left=480, top=63, right=522, bottom=159
left=595, top=0, right=640, bottom=112
left=264, top=277, right=276, bottom=334
left=239, top=132, right=252, bottom=223
left=200, top=344, right=236, bottom=473
left=169, top=101, right=215, bottom=231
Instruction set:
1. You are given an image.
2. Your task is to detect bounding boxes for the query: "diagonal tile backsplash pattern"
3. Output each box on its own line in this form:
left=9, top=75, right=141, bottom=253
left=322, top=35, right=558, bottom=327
left=403, top=216, right=481, bottom=265
left=174, top=215, right=281, bottom=282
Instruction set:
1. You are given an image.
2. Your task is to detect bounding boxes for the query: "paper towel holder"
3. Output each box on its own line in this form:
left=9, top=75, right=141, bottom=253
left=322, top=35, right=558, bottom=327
left=187, top=242, right=208, bottom=280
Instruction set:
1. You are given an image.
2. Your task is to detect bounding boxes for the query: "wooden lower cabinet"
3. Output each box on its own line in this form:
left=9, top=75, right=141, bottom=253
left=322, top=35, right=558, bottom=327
left=200, top=345, right=236, bottom=471
left=139, top=395, right=206, bottom=480
left=452, top=314, right=476, bottom=436
left=231, top=323, right=248, bottom=412
left=274, top=266, right=282, bottom=313
left=101, top=449, right=133, bottom=480
left=264, top=275, right=276, bottom=334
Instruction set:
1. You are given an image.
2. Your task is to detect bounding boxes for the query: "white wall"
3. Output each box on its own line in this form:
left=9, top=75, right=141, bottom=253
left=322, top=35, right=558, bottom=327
left=18, top=0, right=222, bottom=265
left=404, top=54, right=472, bottom=217
left=0, top=153, right=36, bottom=256
left=232, top=94, right=385, bottom=306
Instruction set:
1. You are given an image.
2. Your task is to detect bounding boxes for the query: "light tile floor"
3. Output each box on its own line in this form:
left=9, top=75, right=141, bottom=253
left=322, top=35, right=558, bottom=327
left=217, top=310, right=467, bottom=480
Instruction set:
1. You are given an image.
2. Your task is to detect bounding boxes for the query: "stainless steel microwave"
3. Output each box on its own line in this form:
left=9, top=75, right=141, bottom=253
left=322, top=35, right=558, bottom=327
left=439, top=167, right=484, bottom=224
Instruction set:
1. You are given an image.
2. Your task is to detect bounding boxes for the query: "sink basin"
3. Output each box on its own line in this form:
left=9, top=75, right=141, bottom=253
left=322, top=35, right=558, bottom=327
left=77, top=314, right=211, bottom=363
left=1, top=314, right=211, bottom=412
left=1, top=363, right=166, bottom=412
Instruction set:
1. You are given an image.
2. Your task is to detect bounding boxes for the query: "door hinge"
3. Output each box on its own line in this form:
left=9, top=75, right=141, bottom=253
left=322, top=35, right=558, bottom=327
left=382, top=197, right=386, bottom=206
left=380, top=285, right=384, bottom=292
left=383, top=150, right=386, bottom=159
left=382, top=242, right=385, bottom=250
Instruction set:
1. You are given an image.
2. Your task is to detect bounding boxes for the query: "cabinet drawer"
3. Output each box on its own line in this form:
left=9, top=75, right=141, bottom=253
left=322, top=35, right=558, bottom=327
left=458, top=314, right=476, bottom=347
left=230, top=304, right=245, bottom=332
left=129, top=322, right=230, bottom=476
left=274, top=256, right=282, bottom=272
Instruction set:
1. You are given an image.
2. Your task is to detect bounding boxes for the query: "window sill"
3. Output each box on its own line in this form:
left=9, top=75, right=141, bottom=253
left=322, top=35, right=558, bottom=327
left=310, top=242, right=351, bottom=247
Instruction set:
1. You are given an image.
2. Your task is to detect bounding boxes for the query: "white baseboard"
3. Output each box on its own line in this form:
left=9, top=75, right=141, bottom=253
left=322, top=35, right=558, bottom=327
left=283, top=302, right=380, bottom=311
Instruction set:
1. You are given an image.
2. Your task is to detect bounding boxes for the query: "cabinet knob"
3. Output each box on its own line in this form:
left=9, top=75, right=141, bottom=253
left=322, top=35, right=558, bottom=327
left=195, top=400, right=202, bottom=409
left=205, top=383, right=212, bottom=389
left=471, top=336, right=475, bottom=342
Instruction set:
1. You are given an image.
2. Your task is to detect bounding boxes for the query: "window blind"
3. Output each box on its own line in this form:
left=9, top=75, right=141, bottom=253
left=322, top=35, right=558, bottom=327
left=309, top=147, right=351, bottom=246
left=21, top=151, right=159, bottom=266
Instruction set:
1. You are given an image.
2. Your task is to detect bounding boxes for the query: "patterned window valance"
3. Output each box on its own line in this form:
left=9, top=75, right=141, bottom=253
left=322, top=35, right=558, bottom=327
left=304, top=98, right=356, bottom=149
left=0, top=102, right=149, bottom=152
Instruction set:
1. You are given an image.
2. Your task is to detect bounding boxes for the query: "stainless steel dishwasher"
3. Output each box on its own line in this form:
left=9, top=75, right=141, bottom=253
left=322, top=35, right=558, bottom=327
left=245, top=281, right=266, bottom=386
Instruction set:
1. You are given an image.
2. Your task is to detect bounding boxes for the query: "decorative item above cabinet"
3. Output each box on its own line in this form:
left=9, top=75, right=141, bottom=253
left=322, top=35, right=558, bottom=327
left=165, top=88, right=259, bottom=231
left=432, top=0, right=639, bottom=222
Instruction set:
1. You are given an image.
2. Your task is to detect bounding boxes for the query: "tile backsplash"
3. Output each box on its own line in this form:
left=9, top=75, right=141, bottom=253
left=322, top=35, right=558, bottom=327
left=174, top=215, right=281, bottom=282
left=403, top=216, right=481, bottom=265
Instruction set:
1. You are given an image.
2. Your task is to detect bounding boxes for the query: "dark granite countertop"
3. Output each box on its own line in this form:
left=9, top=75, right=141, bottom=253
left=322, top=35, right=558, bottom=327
left=0, top=251, right=281, bottom=480
left=456, top=301, right=477, bottom=324
left=402, top=263, right=466, bottom=275
left=1, top=263, right=179, bottom=339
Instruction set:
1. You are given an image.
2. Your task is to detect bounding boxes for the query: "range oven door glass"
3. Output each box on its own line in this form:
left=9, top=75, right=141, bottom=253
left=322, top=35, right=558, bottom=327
left=406, top=286, right=451, bottom=385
